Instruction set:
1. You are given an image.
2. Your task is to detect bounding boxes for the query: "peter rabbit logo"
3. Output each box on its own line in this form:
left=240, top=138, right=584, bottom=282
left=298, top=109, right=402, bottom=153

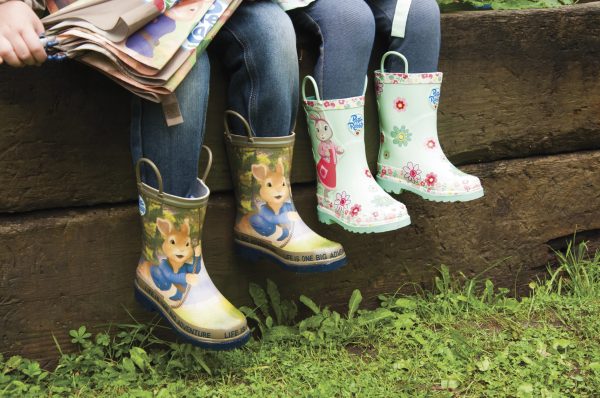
left=308, top=111, right=344, bottom=195
left=139, top=218, right=201, bottom=303
left=347, top=114, right=364, bottom=136
left=429, top=88, right=441, bottom=109
left=237, top=158, right=300, bottom=245
left=184, top=0, right=225, bottom=49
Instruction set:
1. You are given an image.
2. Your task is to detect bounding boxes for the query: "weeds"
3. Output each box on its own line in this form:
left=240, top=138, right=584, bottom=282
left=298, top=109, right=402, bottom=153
left=2, top=241, right=600, bottom=397
left=437, top=0, right=576, bottom=12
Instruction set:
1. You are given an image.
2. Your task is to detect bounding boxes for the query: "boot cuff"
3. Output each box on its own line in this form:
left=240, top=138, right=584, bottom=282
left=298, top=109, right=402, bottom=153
left=374, top=71, right=443, bottom=85
left=138, top=178, right=209, bottom=209
left=225, top=132, right=296, bottom=148
left=303, top=95, right=365, bottom=111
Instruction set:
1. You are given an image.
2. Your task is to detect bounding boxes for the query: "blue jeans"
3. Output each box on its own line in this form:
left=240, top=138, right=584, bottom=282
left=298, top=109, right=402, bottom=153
left=289, top=0, right=441, bottom=99
left=131, top=2, right=298, bottom=197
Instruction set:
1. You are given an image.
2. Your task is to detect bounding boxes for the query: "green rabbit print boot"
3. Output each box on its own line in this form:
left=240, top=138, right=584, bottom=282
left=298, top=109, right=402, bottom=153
left=375, top=51, right=484, bottom=202
left=134, top=149, right=250, bottom=349
left=224, top=111, right=347, bottom=272
left=302, top=76, right=411, bottom=234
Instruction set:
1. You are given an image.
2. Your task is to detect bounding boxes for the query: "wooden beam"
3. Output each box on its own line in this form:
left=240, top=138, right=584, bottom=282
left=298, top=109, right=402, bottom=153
left=0, top=4, right=598, bottom=212
left=2, top=149, right=600, bottom=363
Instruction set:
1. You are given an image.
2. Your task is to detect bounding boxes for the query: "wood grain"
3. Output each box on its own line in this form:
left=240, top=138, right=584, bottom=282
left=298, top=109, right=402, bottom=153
left=0, top=4, right=598, bottom=212
left=2, top=150, right=600, bottom=363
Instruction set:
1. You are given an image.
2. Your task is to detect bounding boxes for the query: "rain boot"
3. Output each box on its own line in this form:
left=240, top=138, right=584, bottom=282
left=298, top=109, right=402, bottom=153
left=134, top=148, right=250, bottom=349
left=375, top=51, right=484, bottom=202
left=224, top=111, right=347, bottom=272
left=301, top=76, right=411, bottom=234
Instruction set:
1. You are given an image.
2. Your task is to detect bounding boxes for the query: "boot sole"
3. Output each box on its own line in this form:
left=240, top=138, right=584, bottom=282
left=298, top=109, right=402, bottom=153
left=234, top=240, right=347, bottom=273
left=134, top=281, right=251, bottom=350
left=377, top=177, right=485, bottom=203
left=317, top=207, right=411, bottom=234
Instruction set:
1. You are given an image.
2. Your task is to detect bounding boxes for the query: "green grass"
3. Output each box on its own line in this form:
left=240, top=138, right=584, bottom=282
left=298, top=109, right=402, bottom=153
left=3, top=241, right=600, bottom=397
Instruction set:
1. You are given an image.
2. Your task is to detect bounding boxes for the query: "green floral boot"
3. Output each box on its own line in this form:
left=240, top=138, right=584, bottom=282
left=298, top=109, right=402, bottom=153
left=302, top=76, right=411, bottom=234
left=134, top=150, right=250, bottom=349
left=224, top=111, right=347, bottom=272
left=375, top=51, right=484, bottom=202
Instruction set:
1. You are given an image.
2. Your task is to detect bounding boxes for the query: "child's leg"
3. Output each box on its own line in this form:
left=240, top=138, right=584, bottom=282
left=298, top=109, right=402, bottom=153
left=289, top=0, right=376, bottom=99
left=295, top=0, right=410, bottom=234
left=131, top=53, right=250, bottom=349
left=367, top=0, right=441, bottom=72
left=211, top=2, right=298, bottom=137
left=371, top=0, right=484, bottom=202
left=216, top=2, right=347, bottom=272
left=130, top=53, right=210, bottom=197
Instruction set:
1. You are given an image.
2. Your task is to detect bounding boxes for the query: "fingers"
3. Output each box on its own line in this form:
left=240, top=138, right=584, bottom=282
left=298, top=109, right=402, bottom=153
left=9, top=33, right=35, bottom=66
left=0, top=36, right=23, bottom=67
left=21, top=29, right=46, bottom=65
left=32, top=16, right=44, bottom=36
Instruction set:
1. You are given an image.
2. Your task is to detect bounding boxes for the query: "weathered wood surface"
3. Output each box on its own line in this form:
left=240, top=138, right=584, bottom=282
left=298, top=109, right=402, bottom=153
left=2, top=150, right=600, bottom=363
left=0, top=4, right=599, bottom=212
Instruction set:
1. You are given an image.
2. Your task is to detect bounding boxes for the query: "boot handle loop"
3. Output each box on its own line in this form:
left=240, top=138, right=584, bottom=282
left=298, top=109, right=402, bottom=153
left=200, top=145, right=213, bottom=182
left=380, top=51, right=409, bottom=74
left=135, top=158, right=164, bottom=198
left=302, top=75, right=321, bottom=101
left=224, top=110, right=254, bottom=141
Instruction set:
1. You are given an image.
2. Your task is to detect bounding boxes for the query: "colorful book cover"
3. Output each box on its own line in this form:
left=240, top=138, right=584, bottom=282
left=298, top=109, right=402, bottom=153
left=44, top=0, right=242, bottom=119
left=164, top=0, right=240, bottom=91
left=47, top=0, right=180, bottom=14
left=111, top=0, right=213, bottom=70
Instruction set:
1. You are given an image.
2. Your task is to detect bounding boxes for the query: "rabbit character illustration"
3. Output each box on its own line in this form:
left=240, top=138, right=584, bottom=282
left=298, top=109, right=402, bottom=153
left=126, top=0, right=205, bottom=57
left=308, top=111, right=344, bottom=195
left=140, top=217, right=201, bottom=302
left=237, top=158, right=300, bottom=243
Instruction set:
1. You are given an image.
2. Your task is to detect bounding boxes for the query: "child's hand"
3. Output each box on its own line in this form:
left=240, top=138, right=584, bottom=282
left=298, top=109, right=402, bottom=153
left=0, top=2, right=46, bottom=67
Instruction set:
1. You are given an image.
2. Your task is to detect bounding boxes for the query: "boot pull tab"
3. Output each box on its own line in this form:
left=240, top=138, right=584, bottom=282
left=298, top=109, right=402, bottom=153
left=302, top=75, right=321, bottom=102
left=200, top=145, right=213, bottom=182
left=135, top=158, right=164, bottom=198
left=380, top=51, right=409, bottom=74
left=224, top=110, right=254, bottom=143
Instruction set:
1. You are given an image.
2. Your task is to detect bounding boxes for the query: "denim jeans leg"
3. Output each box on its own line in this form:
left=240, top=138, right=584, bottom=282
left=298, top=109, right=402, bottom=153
left=211, top=2, right=298, bottom=138
left=367, top=0, right=441, bottom=73
left=130, top=52, right=211, bottom=197
left=289, top=0, right=375, bottom=100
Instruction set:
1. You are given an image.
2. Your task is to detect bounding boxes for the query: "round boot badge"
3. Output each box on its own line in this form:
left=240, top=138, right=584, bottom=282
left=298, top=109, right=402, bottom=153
left=138, top=195, right=146, bottom=216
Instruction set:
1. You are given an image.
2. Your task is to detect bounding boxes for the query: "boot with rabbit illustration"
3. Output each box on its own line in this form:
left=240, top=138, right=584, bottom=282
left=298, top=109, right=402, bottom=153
left=302, top=76, right=411, bottom=234
left=224, top=111, right=347, bottom=272
left=134, top=149, right=250, bottom=349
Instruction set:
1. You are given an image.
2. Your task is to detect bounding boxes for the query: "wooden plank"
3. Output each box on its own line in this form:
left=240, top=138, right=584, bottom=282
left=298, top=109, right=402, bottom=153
left=2, top=150, right=600, bottom=363
left=434, top=3, right=600, bottom=165
left=0, top=4, right=599, bottom=212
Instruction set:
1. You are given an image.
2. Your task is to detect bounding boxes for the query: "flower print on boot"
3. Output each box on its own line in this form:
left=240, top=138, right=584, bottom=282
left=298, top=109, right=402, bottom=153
left=375, top=52, right=484, bottom=202
left=134, top=152, right=250, bottom=349
left=302, top=76, right=410, bottom=234
left=224, top=111, right=346, bottom=273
